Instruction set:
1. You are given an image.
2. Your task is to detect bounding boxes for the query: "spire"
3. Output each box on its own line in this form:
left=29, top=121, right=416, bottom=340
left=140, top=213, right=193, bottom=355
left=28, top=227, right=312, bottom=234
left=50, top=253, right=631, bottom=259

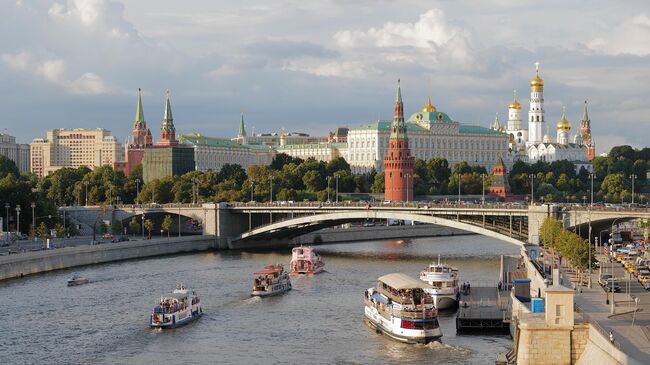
left=163, top=89, right=173, bottom=125
left=535, top=62, right=540, bottom=74
left=422, top=97, right=437, bottom=112
left=581, top=100, right=589, bottom=122
left=134, top=88, right=145, bottom=126
left=395, top=79, right=402, bottom=104
left=238, top=113, right=247, bottom=138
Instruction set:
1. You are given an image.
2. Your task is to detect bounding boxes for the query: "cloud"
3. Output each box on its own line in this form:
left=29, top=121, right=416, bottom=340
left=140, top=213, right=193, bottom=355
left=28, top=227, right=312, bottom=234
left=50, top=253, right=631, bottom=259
left=2, top=51, right=109, bottom=95
left=284, top=60, right=380, bottom=78
left=585, top=13, right=650, bottom=56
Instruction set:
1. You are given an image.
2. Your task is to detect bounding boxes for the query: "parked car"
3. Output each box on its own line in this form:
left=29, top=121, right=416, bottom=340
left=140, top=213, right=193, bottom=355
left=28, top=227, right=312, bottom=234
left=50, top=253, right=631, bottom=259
left=604, top=278, right=621, bottom=292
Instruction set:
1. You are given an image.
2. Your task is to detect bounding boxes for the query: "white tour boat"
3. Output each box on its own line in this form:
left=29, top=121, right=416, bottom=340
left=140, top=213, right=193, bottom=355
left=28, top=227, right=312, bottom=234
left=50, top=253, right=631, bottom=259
left=251, top=264, right=292, bottom=297
left=67, top=275, right=89, bottom=286
left=150, top=284, right=202, bottom=328
left=419, top=255, right=460, bottom=309
left=289, top=246, right=325, bottom=275
left=364, top=273, right=442, bottom=343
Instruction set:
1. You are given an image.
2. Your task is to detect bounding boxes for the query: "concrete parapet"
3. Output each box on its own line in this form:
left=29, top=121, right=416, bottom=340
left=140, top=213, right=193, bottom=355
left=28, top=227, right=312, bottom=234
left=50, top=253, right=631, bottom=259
left=0, top=235, right=216, bottom=281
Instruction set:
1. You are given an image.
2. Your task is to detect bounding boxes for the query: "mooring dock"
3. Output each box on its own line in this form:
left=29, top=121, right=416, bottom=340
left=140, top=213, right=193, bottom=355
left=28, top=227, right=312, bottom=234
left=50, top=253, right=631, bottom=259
left=456, top=285, right=511, bottom=333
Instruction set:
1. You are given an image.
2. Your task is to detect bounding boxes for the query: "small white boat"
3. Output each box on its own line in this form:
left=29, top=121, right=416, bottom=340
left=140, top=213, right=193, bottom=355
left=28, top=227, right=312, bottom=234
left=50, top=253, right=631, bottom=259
left=67, top=275, right=89, bottom=286
left=150, top=284, right=202, bottom=328
left=290, top=246, right=325, bottom=275
left=364, top=273, right=442, bottom=343
left=251, top=264, right=292, bottom=297
left=419, top=255, right=460, bottom=309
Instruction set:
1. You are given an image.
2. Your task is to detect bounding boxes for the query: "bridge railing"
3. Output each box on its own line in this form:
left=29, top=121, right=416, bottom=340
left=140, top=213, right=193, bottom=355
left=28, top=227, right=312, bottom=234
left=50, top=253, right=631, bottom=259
left=227, top=201, right=529, bottom=210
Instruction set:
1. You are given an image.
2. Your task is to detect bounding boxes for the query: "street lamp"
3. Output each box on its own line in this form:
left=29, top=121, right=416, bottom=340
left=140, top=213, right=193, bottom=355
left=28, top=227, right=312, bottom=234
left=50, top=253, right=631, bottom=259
left=15, top=205, right=21, bottom=235
left=589, top=172, right=594, bottom=206
left=269, top=176, right=274, bottom=203
left=84, top=181, right=89, bottom=206
left=630, top=174, right=637, bottom=205
left=177, top=203, right=181, bottom=238
left=135, top=178, right=140, bottom=205
left=481, top=173, right=487, bottom=205
left=530, top=174, right=535, bottom=206
left=30, top=202, right=35, bottom=239
left=4, top=203, right=9, bottom=239
left=327, top=176, right=331, bottom=203
left=335, top=174, right=340, bottom=203
left=457, top=173, right=461, bottom=205
left=250, top=180, right=255, bottom=202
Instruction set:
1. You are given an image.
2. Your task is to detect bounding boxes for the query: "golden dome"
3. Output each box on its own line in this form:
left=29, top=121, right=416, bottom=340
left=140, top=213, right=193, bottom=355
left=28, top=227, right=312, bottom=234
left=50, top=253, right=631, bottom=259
left=422, top=97, right=437, bottom=113
left=508, top=100, right=521, bottom=110
left=530, top=62, right=544, bottom=91
left=556, top=110, right=571, bottom=131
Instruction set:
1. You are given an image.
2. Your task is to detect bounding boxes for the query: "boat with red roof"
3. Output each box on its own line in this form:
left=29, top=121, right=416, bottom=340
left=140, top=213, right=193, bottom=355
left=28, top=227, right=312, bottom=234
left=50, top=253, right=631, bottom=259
left=251, top=264, right=292, bottom=297
left=289, top=246, right=325, bottom=275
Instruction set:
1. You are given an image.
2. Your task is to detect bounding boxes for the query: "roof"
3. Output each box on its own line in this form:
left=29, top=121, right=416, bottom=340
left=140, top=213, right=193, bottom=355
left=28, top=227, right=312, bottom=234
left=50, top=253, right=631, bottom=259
left=459, top=125, right=504, bottom=135
left=352, top=120, right=503, bottom=136
left=378, top=273, right=433, bottom=290
left=178, top=134, right=270, bottom=150
left=162, top=292, right=187, bottom=300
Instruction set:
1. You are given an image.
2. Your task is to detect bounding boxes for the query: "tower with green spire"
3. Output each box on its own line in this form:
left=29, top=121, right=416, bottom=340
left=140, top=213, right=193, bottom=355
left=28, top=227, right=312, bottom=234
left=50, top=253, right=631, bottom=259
left=159, top=90, right=177, bottom=145
left=238, top=113, right=247, bottom=144
left=132, top=88, right=150, bottom=147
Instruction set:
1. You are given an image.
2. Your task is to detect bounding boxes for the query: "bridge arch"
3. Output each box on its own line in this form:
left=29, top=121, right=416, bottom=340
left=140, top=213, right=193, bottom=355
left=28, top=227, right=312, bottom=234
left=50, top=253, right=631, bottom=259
left=234, top=211, right=525, bottom=247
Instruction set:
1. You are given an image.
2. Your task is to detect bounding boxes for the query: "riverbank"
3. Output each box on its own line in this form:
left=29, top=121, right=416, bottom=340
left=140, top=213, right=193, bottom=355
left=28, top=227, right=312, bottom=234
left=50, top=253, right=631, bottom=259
left=0, top=235, right=216, bottom=281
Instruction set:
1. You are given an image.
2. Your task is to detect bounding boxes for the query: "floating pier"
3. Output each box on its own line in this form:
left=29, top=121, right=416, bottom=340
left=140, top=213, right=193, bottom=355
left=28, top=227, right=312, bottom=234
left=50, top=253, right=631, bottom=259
left=456, top=285, right=510, bottom=334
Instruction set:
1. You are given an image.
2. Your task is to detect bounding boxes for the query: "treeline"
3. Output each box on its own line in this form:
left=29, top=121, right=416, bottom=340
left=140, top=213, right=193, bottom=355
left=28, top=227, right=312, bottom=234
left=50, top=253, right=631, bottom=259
left=539, top=217, right=595, bottom=279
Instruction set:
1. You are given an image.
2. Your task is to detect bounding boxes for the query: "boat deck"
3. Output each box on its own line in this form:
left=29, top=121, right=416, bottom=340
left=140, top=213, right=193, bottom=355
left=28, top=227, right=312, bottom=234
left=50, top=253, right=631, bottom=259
left=456, top=286, right=510, bottom=334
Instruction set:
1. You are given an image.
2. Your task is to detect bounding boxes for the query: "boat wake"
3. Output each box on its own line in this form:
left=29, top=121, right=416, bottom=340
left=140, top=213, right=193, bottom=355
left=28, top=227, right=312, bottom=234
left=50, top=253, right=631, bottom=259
left=242, top=296, right=262, bottom=305
left=423, top=341, right=473, bottom=356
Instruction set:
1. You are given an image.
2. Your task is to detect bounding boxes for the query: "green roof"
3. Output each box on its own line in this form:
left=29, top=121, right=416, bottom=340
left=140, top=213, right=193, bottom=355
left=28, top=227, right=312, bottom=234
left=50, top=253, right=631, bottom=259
left=276, top=142, right=347, bottom=151
left=458, top=125, right=504, bottom=135
left=354, top=121, right=429, bottom=133
left=178, top=134, right=270, bottom=150
left=407, top=111, right=452, bottom=123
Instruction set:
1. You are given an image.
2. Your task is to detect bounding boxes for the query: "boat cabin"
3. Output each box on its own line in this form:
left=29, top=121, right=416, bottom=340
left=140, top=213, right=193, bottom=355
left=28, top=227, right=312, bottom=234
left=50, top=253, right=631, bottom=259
left=376, top=273, right=434, bottom=307
left=155, top=292, right=188, bottom=314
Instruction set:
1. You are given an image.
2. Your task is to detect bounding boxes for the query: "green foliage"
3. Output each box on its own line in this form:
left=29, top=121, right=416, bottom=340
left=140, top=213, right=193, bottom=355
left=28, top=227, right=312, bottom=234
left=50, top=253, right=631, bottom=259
left=144, top=219, right=154, bottom=239
left=111, top=219, right=123, bottom=235
left=55, top=223, right=65, bottom=239
left=128, top=217, right=141, bottom=235
left=162, top=215, right=173, bottom=237
left=0, top=155, right=19, bottom=178
left=539, top=217, right=594, bottom=271
left=36, top=222, right=50, bottom=240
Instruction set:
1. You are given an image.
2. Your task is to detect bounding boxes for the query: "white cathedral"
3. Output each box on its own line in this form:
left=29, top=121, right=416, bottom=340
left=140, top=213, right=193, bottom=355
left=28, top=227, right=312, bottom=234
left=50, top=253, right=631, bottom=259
left=491, top=63, right=595, bottom=171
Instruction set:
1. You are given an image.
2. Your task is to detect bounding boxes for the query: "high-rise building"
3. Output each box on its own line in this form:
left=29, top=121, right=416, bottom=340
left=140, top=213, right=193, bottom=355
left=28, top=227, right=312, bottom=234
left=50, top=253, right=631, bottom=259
left=30, top=128, right=123, bottom=177
left=0, top=133, right=30, bottom=172
left=383, top=79, right=414, bottom=202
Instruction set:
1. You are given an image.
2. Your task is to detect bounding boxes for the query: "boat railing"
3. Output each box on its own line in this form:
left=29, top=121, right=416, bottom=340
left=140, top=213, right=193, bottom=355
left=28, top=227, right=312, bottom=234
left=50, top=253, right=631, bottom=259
left=364, top=297, right=435, bottom=320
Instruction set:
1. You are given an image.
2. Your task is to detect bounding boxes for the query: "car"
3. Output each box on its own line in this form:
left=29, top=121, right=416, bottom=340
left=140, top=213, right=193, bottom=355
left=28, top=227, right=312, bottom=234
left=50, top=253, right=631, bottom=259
left=101, top=233, right=114, bottom=240
left=598, top=273, right=613, bottom=286
left=604, top=278, right=621, bottom=292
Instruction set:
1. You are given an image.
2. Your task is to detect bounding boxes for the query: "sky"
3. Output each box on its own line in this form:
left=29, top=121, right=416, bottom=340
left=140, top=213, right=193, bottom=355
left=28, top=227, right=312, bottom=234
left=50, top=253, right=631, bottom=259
left=1, top=0, right=649, bottom=154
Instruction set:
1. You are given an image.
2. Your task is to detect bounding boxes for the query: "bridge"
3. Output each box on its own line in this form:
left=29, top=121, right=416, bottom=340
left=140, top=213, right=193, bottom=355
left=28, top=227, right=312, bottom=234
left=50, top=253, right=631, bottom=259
left=61, top=203, right=650, bottom=249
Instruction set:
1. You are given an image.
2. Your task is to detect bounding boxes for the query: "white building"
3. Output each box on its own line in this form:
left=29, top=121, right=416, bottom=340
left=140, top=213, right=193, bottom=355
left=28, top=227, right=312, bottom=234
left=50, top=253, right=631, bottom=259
left=347, top=98, right=509, bottom=173
left=496, top=63, right=592, bottom=168
left=276, top=142, right=347, bottom=162
left=30, top=128, right=124, bottom=177
left=0, top=133, right=30, bottom=172
left=178, top=134, right=276, bottom=172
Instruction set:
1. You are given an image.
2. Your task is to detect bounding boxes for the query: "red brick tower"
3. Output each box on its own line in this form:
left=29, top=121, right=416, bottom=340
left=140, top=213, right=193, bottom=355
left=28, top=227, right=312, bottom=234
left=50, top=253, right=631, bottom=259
left=132, top=88, right=149, bottom=147
left=384, top=79, right=414, bottom=201
left=488, top=156, right=511, bottom=200
left=580, top=100, right=595, bottom=161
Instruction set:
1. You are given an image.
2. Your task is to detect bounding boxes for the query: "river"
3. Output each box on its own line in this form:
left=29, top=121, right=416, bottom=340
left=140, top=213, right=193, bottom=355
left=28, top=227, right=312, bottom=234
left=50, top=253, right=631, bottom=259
left=0, top=235, right=519, bottom=365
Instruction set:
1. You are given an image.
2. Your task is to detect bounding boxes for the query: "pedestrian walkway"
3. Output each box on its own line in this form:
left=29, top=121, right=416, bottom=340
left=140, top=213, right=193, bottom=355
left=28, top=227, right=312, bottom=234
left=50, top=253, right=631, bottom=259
left=561, top=253, right=650, bottom=363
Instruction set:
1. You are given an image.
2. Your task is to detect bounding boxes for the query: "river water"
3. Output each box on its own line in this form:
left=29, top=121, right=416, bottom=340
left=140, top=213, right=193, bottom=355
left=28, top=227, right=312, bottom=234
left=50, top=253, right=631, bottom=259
left=0, top=235, right=519, bottom=365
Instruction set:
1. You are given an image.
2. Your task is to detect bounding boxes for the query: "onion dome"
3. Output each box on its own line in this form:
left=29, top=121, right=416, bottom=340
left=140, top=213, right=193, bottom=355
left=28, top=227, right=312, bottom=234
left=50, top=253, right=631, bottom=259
left=530, top=62, right=544, bottom=92
left=422, top=97, right=437, bottom=112
left=508, top=89, right=521, bottom=109
left=556, top=107, right=571, bottom=131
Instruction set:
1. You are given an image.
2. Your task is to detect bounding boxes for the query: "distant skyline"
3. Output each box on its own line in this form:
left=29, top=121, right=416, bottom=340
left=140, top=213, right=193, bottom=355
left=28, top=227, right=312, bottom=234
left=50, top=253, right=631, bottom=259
left=1, top=0, right=649, bottom=154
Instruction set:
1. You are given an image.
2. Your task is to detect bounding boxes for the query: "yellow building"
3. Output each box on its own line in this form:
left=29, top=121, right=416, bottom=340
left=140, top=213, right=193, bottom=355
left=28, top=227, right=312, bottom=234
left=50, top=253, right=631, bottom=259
left=30, top=128, right=124, bottom=177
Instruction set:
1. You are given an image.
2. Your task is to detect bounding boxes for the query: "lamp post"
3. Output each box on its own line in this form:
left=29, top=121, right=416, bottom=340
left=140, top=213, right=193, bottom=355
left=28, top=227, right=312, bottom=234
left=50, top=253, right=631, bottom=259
left=191, top=178, right=199, bottom=204
left=30, top=202, right=35, bottom=239
left=250, top=180, right=255, bottom=202
left=177, top=203, right=181, bottom=238
left=335, top=174, right=340, bottom=203
left=630, top=174, right=637, bottom=205
left=84, top=181, right=89, bottom=206
left=4, top=203, right=9, bottom=240
left=15, top=205, right=20, bottom=235
left=141, top=206, right=145, bottom=239
left=457, top=173, right=461, bottom=205
left=530, top=174, right=535, bottom=206
left=269, top=176, right=274, bottom=203
left=405, top=173, right=411, bottom=203
left=481, top=173, right=487, bottom=205
left=589, top=173, right=594, bottom=206
left=135, top=178, right=140, bottom=205
left=327, top=176, right=331, bottom=203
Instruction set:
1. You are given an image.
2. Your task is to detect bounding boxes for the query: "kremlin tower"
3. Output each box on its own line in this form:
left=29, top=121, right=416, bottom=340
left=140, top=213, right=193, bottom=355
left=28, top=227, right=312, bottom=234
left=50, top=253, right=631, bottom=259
left=158, top=90, right=177, bottom=146
left=580, top=101, right=596, bottom=161
left=383, top=79, right=414, bottom=202
left=132, top=88, right=152, bottom=147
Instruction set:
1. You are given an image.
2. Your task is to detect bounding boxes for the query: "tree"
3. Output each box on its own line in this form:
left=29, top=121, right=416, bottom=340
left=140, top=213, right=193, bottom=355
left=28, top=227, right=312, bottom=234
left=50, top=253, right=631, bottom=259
left=600, top=173, right=627, bottom=203
left=55, top=223, right=65, bottom=239
left=371, top=172, right=385, bottom=194
left=144, top=219, right=154, bottom=239
left=326, top=156, right=350, bottom=175
left=303, top=170, right=324, bottom=192
left=162, top=215, right=173, bottom=238
left=609, top=145, right=635, bottom=160
left=0, top=155, right=19, bottom=178
left=128, top=216, right=141, bottom=236
left=270, top=153, right=303, bottom=170
left=112, top=219, right=123, bottom=235
left=218, top=164, right=247, bottom=186
left=36, top=222, right=50, bottom=241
